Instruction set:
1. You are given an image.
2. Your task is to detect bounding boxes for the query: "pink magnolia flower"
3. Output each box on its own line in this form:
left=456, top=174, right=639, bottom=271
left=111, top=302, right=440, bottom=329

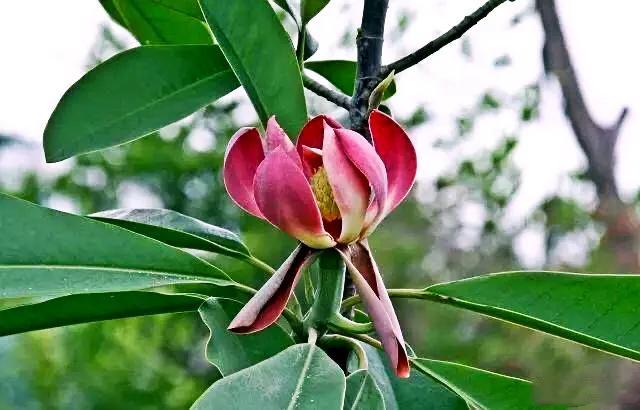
left=223, top=110, right=417, bottom=378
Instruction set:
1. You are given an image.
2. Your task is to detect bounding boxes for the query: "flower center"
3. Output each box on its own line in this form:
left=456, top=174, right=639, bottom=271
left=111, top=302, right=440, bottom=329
left=310, top=166, right=340, bottom=221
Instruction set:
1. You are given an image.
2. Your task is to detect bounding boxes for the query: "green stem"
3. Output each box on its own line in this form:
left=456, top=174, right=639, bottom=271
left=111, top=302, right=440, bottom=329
left=304, top=250, right=345, bottom=332
left=341, top=288, right=424, bottom=311
left=296, top=24, right=307, bottom=68
left=320, top=334, right=369, bottom=370
left=328, top=313, right=374, bottom=334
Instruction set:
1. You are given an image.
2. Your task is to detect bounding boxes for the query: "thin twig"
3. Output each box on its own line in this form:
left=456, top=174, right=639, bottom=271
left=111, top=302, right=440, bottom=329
left=302, top=73, right=352, bottom=110
left=384, top=0, right=513, bottom=75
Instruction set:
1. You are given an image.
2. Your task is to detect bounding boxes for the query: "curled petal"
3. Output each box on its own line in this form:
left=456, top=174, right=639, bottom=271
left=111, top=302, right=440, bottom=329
left=229, top=245, right=316, bottom=333
left=338, top=241, right=409, bottom=378
left=223, top=127, right=265, bottom=218
left=254, top=147, right=336, bottom=249
left=323, top=124, right=370, bottom=244
left=296, top=115, right=342, bottom=158
left=333, top=128, right=388, bottom=231
left=369, top=110, right=417, bottom=214
left=300, top=145, right=323, bottom=179
left=266, top=116, right=301, bottom=167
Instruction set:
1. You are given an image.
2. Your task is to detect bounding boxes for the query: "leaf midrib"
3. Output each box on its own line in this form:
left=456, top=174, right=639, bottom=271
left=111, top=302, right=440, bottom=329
left=76, top=67, right=235, bottom=144
left=0, top=264, right=226, bottom=283
left=287, top=345, right=316, bottom=410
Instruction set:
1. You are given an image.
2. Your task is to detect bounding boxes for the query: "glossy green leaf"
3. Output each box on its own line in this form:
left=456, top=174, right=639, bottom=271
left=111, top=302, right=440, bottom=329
left=360, top=345, right=466, bottom=410
left=344, top=370, right=385, bottom=410
left=91, top=208, right=251, bottom=259
left=0, top=194, right=231, bottom=299
left=306, top=60, right=396, bottom=98
left=426, top=271, right=640, bottom=362
left=0, top=292, right=204, bottom=336
left=44, top=45, right=239, bottom=162
left=412, top=359, right=534, bottom=410
left=100, top=0, right=211, bottom=45
left=191, top=343, right=345, bottom=409
left=199, top=298, right=294, bottom=375
left=199, top=0, right=308, bottom=136
left=301, top=0, right=330, bottom=24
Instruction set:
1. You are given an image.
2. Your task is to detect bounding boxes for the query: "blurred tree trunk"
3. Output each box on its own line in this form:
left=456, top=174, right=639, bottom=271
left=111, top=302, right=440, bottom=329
left=536, top=0, right=639, bottom=407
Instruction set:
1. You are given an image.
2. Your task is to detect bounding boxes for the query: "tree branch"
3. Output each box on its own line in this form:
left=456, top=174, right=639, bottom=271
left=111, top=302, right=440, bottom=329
left=383, top=0, right=512, bottom=75
left=350, top=0, right=389, bottom=136
left=302, top=73, right=352, bottom=110
left=536, top=0, right=628, bottom=202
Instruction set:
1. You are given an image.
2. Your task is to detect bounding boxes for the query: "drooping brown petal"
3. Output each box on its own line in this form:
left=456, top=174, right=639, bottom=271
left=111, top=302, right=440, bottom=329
left=338, top=241, right=410, bottom=378
left=228, top=244, right=316, bottom=334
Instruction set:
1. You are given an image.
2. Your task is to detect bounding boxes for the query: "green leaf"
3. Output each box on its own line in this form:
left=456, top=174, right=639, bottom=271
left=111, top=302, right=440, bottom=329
left=412, top=359, right=534, bottom=410
left=199, top=298, right=294, bottom=375
left=360, top=345, right=466, bottom=410
left=199, top=0, right=308, bottom=136
left=191, top=343, right=345, bottom=409
left=0, top=194, right=231, bottom=299
left=301, top=0, right=330, bottom=24
left=0, top=292, right=204, bottom=336
left=426, top=271, right=640, bottom=362
left=306, top=60, right=396, bottom=98
left=272, top=0, right=319, bottom=59
left=100, top=0, right=212, bottom=45
left=90, top=208, right=251, bottom=259
left=44, top=45, right=239, bottom=162
left=344, top=370, right=385, bottom=410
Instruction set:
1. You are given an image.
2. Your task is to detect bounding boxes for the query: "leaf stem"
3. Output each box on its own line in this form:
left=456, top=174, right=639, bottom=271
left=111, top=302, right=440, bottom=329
left=246, top=255, right=276, bottom=275
left=328, top=313, right=374, bottom=334
left=320, top=334, right=369, bottom=370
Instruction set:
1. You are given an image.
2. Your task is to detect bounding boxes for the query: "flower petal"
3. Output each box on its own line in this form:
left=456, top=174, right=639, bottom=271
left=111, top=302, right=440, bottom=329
left=333, top=128, right=388, bottom=232
left=369, top=109, right=417, bottom=213
left=229, top=245, right=316, bottom=333
left=300, top=145, right=323, bottom=179
left=323, top=124, right=370, bottom=244
left=266, top=116, right=301, bottom=168
left=296, top=115, right=342, bottom=157
left=223, top=127, right=265, bottom=218
left=254, top=147, right=336, bottom=249
left=338, top=243, right=409, bottom=378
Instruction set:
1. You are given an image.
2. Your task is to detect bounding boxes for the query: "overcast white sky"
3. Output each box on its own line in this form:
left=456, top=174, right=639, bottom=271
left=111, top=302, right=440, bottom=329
left=0, top=1, right=638, bottom=265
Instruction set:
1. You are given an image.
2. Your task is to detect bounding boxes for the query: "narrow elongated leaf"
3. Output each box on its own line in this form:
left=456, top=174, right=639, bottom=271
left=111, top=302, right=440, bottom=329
left=91, top=208, right=251, bottom=259
left=306, top=60, right=396, bottom=98
left=344, top=370, right=385, bottom=410
left=412, top=359, right=534, bottom=410
left=191, top=343, right=345, bottom=409
left=100, top=0, right=211, bottom=45
left=0, top=194, right=231, bottom=299
left=199, top=298, right=293, bottom=375
left=360, top=345, right=466, bottom=410
left=0, top=292, right=204, bottom=336
left=44, top=45, right=239, bottom=162
left=426, top=271, right=640, bottom=362
left=199, top=0, right=308, bottom=136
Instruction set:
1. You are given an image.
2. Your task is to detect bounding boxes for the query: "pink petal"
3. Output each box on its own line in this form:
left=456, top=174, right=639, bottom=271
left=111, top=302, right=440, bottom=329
left=369, top=110, right=417, bottom=214
left=229, top=245, right=316, bottom=333
left=338, top=241, right=409, bottom=378
left=323, top=124, right=370, bottom=244
left=266, top=116, right=301, bottom=168
left=296, top=115, right=342, bottom=158
left=254, top=147, right=336, bottom=249
left=223, top=127, right=265, bottom=218
left=333, top=128, right=388, bottom=232
left=300, top=145, right=323, bottom=179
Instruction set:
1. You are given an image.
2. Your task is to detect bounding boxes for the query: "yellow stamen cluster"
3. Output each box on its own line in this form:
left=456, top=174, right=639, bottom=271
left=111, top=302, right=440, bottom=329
left=310, top=167, right=340, bottom=221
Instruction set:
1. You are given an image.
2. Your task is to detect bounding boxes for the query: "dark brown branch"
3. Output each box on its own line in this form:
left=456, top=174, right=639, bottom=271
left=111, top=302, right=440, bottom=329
left=383, top=0, right=512, bottom=75
left=536, top=0, right=628, bottom=202
left=302, top=73, right=352, bottom=110
left=350, top=0, right=389, bottom=136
